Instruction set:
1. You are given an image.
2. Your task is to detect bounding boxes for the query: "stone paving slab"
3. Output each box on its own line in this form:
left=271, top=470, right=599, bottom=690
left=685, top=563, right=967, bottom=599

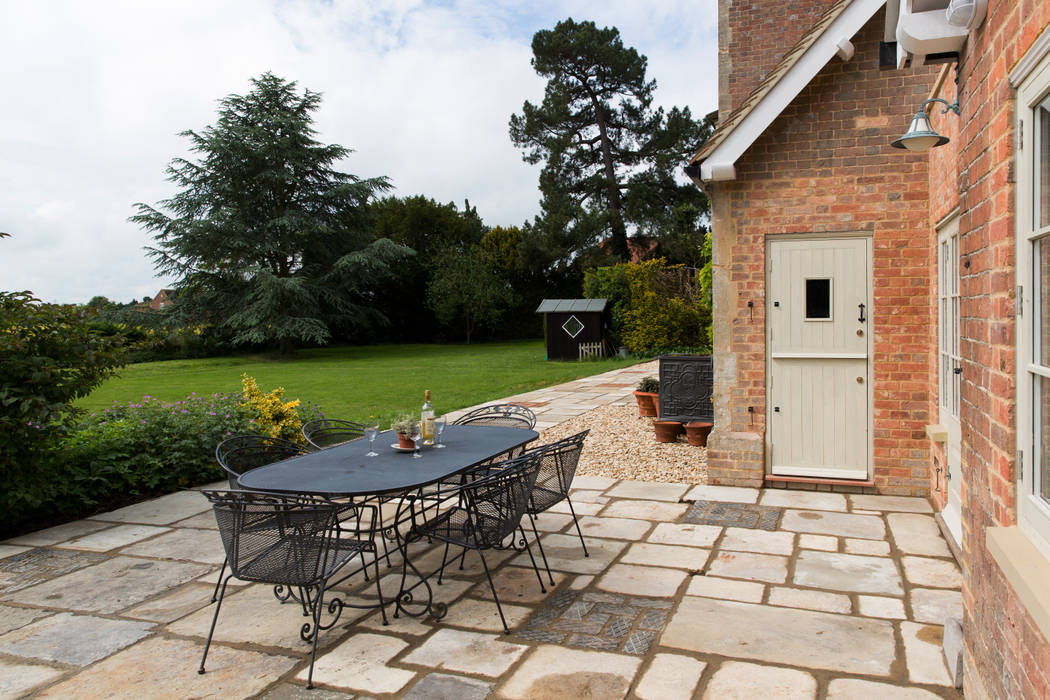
left=37, top=636, right=297, bottom=699
left=703, top=660, right=818, bottom=699
left=760, top=490, right=847, bottom=511
left=605, top=480, right=689, bottom=502
left=619, top=542, right=710, bottom=570
left=401, top=628, right=528, bottom=677
left=635, top=653, right=707, bottom=700
left=599, top=499, right=689, bottom=521
left=304, top=633, right=414, bottom=694
left=119, top=526, right=227, bottom=564
left=826, top=678, right=945, bottom=699
left=0, top=605, right=52, bottom=635
left=707, top=550, right=788, bottom=584
left=512, top=533, right=627, bottom=575
left=781, top=509, right=886, bottom=540
left=498, top=645, right=641, bottom=699
left=793, top=550, right=903, bottom=596
left=0, top=612, right=153, bottom=666
left=0, top=548, right=108, bottom=595
left=0, top=659, right=66, bottom=699
left=402, top=672, right=491, bottom=700
left=849, top=495, right=933, bottom=513
left=888, top=514, right=952, bottom=557
left=684, top=485, right=759, bottom=503
left=53, top=524, right=171, bottom=552
left=4, top=556, right=212, bottom=613
left=3, top=519, right=111, bottom=548
left=88, top=489, right=212, bottom=525
left=662, top=597, right=897, bottom=676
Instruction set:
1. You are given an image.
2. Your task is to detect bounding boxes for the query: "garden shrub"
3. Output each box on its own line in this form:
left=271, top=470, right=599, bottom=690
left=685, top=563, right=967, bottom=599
left=584, top=258, right=711, bottom=355
left=239, top=374, right=310, bottom=441
left=1, top=375, right=322, bottom=538
left=0, top=291, right=126, bottom=529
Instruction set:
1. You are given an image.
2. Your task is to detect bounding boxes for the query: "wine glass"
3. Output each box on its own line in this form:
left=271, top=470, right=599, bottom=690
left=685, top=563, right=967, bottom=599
left=411, top=427, right=423, bottom=459
left=364, top=424, right=379, bottom=457
left=434, top=417, right=447, bottom=448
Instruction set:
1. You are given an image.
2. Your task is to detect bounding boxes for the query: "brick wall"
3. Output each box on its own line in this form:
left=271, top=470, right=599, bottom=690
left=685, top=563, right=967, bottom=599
left=718, top=0, right=837, bottom=117
left=706, top=13, right=939, bottom=494
left=945, top=0, right=1050, bottom=695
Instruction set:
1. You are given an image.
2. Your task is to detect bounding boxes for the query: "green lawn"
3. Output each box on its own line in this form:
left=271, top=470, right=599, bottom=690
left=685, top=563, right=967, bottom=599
left=79, top=341, right=639, bottom=427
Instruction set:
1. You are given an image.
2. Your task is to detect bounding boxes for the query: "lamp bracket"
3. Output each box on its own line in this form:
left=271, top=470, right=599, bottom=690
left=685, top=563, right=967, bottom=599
left=921, top=97, right=960, bottom=115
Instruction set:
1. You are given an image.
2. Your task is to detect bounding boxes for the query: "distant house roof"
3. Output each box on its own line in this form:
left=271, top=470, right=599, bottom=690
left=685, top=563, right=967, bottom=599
left=535, top=299, right=608, bottom=314
left=690, top=0, right=886, bottom=181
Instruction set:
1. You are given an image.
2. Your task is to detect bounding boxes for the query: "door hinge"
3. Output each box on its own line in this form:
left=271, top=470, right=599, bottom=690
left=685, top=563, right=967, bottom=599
left=1016, top=285, right=1023, bottom=318
left=1017, top=119, right=1023, bottom=151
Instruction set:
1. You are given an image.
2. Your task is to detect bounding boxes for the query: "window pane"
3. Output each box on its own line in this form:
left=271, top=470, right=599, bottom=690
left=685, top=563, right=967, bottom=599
left=1039, top=376, right=1050, bottom=504
left=805, top=278, right=831, bottom=319
left=1040, top=97, right=1050, bottom=229
left=1040, top=238, right=1050, bottom=367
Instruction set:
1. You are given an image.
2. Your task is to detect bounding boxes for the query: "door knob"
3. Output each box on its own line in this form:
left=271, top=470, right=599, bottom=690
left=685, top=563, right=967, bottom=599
left=856, top=376, right=864, bottom=384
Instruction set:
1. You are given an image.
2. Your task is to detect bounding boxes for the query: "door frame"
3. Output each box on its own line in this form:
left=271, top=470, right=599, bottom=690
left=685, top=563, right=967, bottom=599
left=936, top=212, right=963, bottom=545
left=764, top=231, right=874, bottom=479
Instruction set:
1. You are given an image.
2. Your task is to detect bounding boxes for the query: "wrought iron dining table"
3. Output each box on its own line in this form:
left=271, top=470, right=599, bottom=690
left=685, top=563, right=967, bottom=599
left=237, top=424, right=539, bottom=619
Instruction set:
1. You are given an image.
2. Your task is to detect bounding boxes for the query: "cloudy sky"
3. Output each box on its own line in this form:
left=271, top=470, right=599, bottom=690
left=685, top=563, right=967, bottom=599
left=0, top=0, right=717, bottom=304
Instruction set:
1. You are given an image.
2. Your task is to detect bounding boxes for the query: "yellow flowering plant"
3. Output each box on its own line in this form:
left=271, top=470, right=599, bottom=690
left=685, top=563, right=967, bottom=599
left=239, top=374, right=304, bottom=442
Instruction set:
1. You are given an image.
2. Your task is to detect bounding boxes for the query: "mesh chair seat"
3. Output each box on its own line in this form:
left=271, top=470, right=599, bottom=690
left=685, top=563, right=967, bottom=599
left=302, top=418, right=367, bottom=449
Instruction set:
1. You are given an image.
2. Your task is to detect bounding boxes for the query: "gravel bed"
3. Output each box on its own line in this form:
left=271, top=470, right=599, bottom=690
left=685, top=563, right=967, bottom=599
left=539, top=403, right=708, bottom=484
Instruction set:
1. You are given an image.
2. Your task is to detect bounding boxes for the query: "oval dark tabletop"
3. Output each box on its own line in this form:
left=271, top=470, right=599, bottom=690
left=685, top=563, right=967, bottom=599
left=237, top=424, right=539, bottom=498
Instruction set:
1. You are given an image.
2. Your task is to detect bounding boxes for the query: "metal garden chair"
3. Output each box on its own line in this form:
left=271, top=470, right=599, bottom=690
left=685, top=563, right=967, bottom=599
left=522, top=430, right=591, bottom=583
left=302, top=418, right=367, bottom=449
left=215, top=435, right=312, bottom=489
left=198, top=489, right=386, bottom=689
left=406, top=454, right=543, bottom=633
left=452, top=403, right=537, bottom=430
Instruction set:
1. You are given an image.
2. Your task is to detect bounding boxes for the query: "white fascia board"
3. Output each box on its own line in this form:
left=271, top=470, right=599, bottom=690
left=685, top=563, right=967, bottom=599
left=699, top=0, right=887, bottom=182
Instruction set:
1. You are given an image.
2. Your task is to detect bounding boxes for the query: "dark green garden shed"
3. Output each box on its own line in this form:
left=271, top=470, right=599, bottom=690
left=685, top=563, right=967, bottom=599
left=535, top=298, right=610, bottom=360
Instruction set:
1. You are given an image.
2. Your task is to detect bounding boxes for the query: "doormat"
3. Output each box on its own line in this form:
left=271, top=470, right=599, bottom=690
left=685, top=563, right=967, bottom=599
left=516, top=589, right=672, bottom=655
left=682, top=500, right=783, bottom=531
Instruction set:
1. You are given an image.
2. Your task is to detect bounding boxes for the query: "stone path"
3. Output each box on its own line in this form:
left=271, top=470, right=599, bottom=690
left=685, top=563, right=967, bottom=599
left=0, top=362, right=962, bottom=699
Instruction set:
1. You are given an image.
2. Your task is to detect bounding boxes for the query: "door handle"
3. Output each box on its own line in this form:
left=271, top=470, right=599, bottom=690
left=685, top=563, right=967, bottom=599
left=953, top=367, right=963, bottom=375
left=858, top=303, right=866, bottom=323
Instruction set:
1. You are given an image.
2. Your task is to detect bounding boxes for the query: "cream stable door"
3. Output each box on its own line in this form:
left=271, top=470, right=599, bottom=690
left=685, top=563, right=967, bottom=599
left=937, top=219, right=963, bottom=545
left=767, top=237, right=872, bottom=479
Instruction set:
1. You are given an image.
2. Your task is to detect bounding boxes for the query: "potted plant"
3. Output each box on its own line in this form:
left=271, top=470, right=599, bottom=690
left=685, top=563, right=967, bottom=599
left=391, top=413, right=418, bottom=449
left=684, top=421, right=714, bottom=447
left=653, top=420, right=683, bottom=443
left=633, top=376, right=660, bottom=417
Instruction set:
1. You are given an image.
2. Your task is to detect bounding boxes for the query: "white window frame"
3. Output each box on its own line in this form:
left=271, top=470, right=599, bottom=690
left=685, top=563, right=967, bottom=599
left=1015, top=44, right=1050, bottom=559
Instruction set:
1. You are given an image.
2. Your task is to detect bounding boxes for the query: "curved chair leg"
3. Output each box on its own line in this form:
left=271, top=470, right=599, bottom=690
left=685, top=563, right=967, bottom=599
left=528, top=515, right=556, bottom=585
left=199, top=574, right=233, bottom=674
left=566, top=497, right=589, bottom=557
left=305, top=581, right=328, bottom=690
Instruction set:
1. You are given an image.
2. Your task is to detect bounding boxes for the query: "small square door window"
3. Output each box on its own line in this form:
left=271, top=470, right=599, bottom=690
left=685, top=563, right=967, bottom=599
left=805, top=278, right=832, bottom=320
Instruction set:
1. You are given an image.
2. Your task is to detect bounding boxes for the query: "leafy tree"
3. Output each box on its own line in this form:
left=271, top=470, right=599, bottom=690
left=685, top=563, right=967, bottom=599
left=509, top=18, right=711, bottom=263
left=131, top=73, right=409, bottom=354
left=427, top=245, right=513, bottom=344
left=368, top=195, right=485, bottom=342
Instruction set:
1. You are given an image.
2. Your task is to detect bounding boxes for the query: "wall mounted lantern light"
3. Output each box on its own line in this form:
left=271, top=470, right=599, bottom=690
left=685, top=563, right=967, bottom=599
left=891, top=97, right=960, bottom=151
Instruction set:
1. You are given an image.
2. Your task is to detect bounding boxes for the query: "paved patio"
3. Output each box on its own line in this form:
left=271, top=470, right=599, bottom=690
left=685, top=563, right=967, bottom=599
left=0, top=364, right=962, bottom=699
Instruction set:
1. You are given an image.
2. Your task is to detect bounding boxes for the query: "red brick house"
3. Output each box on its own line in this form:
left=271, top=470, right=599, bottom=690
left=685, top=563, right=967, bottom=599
left=689, top=0, right=1050, bottom=696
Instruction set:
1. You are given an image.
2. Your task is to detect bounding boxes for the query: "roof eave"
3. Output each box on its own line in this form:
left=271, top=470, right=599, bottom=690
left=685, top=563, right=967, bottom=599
left=692, top=0, right=886, bottom=183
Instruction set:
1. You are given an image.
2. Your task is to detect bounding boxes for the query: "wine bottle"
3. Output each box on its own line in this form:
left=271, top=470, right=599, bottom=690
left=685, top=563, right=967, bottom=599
left=421, top=389, right=435, bottom=445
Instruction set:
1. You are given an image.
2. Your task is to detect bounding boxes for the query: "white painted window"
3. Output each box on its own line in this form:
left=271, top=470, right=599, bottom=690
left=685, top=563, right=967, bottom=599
left=1015, top=42, right=1050, bottom=557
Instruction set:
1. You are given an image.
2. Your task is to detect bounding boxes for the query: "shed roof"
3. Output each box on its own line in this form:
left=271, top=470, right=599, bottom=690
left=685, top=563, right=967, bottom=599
left=535, top=299, right=608, bottom=314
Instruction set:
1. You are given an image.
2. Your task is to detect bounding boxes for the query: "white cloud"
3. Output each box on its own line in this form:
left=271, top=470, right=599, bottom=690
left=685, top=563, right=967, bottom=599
left=0, top=0, right=717, bottom=303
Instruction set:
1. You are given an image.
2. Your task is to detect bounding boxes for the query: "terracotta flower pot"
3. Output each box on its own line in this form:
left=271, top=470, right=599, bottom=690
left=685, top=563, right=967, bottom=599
left=653, top=420, right=683, bottom=443
left=633, top=390, right=659, bottom=417
left=684, top=421, right=714, bottom=447
left=396, top=433, right=415, bottom=449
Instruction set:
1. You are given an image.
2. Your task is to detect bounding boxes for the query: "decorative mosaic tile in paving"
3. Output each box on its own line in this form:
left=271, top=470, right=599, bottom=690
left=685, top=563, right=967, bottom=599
left=682, top=500, right=783, bottom=531
left=518, top=589, right=673, bottom=655
left=0, top=548, right=107, bottom=594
